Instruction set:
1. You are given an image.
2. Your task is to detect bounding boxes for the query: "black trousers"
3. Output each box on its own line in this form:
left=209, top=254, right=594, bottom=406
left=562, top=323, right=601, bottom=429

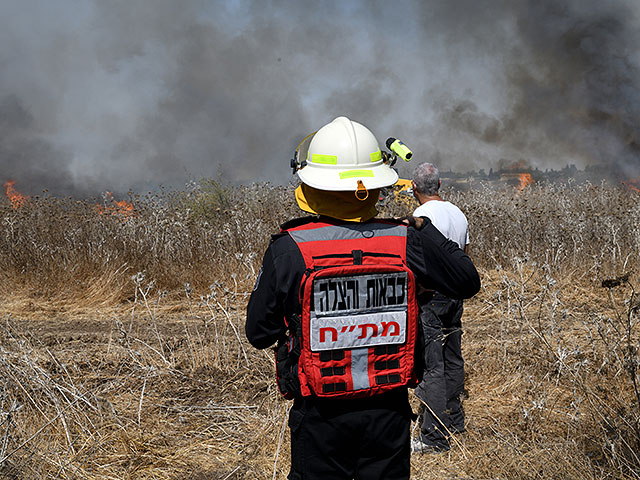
left=414, top=293, right=464, bottom=448
left=288, top=388, right=411, bottom=480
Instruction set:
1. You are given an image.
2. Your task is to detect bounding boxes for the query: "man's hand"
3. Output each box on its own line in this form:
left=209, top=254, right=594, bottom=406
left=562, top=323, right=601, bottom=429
left=399, top=215, right=425, bottom=229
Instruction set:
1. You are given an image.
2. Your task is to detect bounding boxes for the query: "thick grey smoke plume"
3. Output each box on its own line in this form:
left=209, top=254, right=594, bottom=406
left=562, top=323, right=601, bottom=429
left=419, top=0, right=640, bottom=177
left=1, top=0, right=639, bottom=196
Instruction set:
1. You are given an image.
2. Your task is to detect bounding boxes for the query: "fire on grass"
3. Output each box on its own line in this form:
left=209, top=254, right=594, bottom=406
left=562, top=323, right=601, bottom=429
left=495, top=159, right=536, bottom=191
left=622, top=178, right=640, bottom=193
left=518, top=172, right=534, bottom=191
left=3, top=179, right=29, bottom=209
left=96, top=192, right=135, bottom=218
left=3, top=180, right=135, bottom=218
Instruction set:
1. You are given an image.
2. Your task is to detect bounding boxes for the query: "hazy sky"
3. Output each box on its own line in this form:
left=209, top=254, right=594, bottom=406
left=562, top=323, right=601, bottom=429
left=1, top=0, right=639, bottom=196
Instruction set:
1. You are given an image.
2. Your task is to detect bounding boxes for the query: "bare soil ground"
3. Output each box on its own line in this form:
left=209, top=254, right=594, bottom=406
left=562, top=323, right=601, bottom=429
left=2, top=266, right=638, bottom=479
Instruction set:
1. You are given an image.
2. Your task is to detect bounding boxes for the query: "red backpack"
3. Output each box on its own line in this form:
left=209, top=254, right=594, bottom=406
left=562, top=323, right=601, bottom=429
left=277, top=218, right=419, bottom=399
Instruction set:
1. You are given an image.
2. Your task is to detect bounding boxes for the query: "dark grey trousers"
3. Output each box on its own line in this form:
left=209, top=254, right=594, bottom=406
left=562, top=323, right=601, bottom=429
left=414, top=292, right=464, bottom=448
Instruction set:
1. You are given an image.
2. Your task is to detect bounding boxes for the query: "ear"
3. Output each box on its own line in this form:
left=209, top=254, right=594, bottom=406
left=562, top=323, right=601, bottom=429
left=438, top=179, right=441, bottom=189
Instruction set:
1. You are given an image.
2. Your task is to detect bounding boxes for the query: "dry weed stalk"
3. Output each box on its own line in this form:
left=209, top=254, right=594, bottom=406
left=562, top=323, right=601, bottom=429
left=0, top=276, right=273, bottom=478
left=0, top=180, right=639, bottom=478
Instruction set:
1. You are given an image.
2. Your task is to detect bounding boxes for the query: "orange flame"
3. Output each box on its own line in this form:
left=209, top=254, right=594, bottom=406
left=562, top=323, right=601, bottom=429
left=517, top=173, right=534, bottom=191
left=96, top=192, right=135, bottom=218
left=622, top=178, right=640, bottom=193
left=4, top=180, right=29, bottom=209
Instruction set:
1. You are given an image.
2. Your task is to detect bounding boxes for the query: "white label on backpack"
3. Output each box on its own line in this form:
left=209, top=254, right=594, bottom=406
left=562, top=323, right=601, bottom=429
left=313, top=272, right=408, bottom=314
left=309, top=310, right=407, bottom=351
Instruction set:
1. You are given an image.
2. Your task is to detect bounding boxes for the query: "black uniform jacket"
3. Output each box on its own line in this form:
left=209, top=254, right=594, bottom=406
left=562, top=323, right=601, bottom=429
left=246, top=216, right=481, bottom=350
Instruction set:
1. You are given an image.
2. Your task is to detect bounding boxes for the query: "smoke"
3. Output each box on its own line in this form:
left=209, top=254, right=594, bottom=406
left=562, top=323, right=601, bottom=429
left=414, top=0, right=640, bottom=176
left=0, top=95, right=75, bottom=194
left=1, top=0, right=639, bottom=197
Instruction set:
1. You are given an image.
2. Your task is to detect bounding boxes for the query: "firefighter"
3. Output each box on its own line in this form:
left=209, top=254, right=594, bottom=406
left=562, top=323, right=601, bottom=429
left=246, top=117, right=480, bottom=479
left=411, top=162, right=470, bottom=453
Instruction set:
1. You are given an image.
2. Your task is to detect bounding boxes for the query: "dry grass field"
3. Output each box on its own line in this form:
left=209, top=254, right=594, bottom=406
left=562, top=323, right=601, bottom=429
left=1, top=180, right=639, bottom=479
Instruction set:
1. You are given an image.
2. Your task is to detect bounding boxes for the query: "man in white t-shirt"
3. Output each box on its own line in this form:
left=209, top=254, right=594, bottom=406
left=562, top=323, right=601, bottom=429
left=411, top=162, right=469, bottom=453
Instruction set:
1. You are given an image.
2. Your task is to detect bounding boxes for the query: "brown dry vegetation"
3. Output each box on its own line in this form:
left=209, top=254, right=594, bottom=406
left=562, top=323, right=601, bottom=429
left=0, top=180, right=639, bottom=479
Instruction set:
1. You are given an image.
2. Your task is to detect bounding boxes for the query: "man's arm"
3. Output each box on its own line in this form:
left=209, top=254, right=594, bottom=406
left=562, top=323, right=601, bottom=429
left=406, top=219, right=480, bottom=299
left=245, top=244, right=286, bottom=349
left=245, top=235, right=305, bottom=350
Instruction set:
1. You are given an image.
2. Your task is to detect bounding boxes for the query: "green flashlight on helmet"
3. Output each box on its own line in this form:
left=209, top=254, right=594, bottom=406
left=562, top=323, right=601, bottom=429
left=377, top=137, right=413, bottom=168
left=385, top=138, right=412, bottom=162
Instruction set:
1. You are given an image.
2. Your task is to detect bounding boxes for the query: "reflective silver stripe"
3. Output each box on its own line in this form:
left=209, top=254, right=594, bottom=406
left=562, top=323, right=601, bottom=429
left=289, top=223, right=406, bottom=243
left=310, top=311, right=407, bottom=351
left=351, top=348, right=370, bottom=390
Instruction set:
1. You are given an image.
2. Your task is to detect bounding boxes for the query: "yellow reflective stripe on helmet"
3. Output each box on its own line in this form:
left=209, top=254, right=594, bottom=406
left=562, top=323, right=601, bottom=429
left=312, top=154, right=338, bottom=165
left=339, top=169, right=374, bottom=179
left=370, top=150, right=382, bottom=162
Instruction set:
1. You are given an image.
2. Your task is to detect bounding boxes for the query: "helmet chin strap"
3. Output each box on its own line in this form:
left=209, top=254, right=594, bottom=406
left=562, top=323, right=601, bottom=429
left=355, top=180, right=369, bottom=201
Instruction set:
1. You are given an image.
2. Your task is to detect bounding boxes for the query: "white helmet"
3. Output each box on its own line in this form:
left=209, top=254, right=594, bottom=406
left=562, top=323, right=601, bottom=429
left=295, top=117, right=398, bottom=191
